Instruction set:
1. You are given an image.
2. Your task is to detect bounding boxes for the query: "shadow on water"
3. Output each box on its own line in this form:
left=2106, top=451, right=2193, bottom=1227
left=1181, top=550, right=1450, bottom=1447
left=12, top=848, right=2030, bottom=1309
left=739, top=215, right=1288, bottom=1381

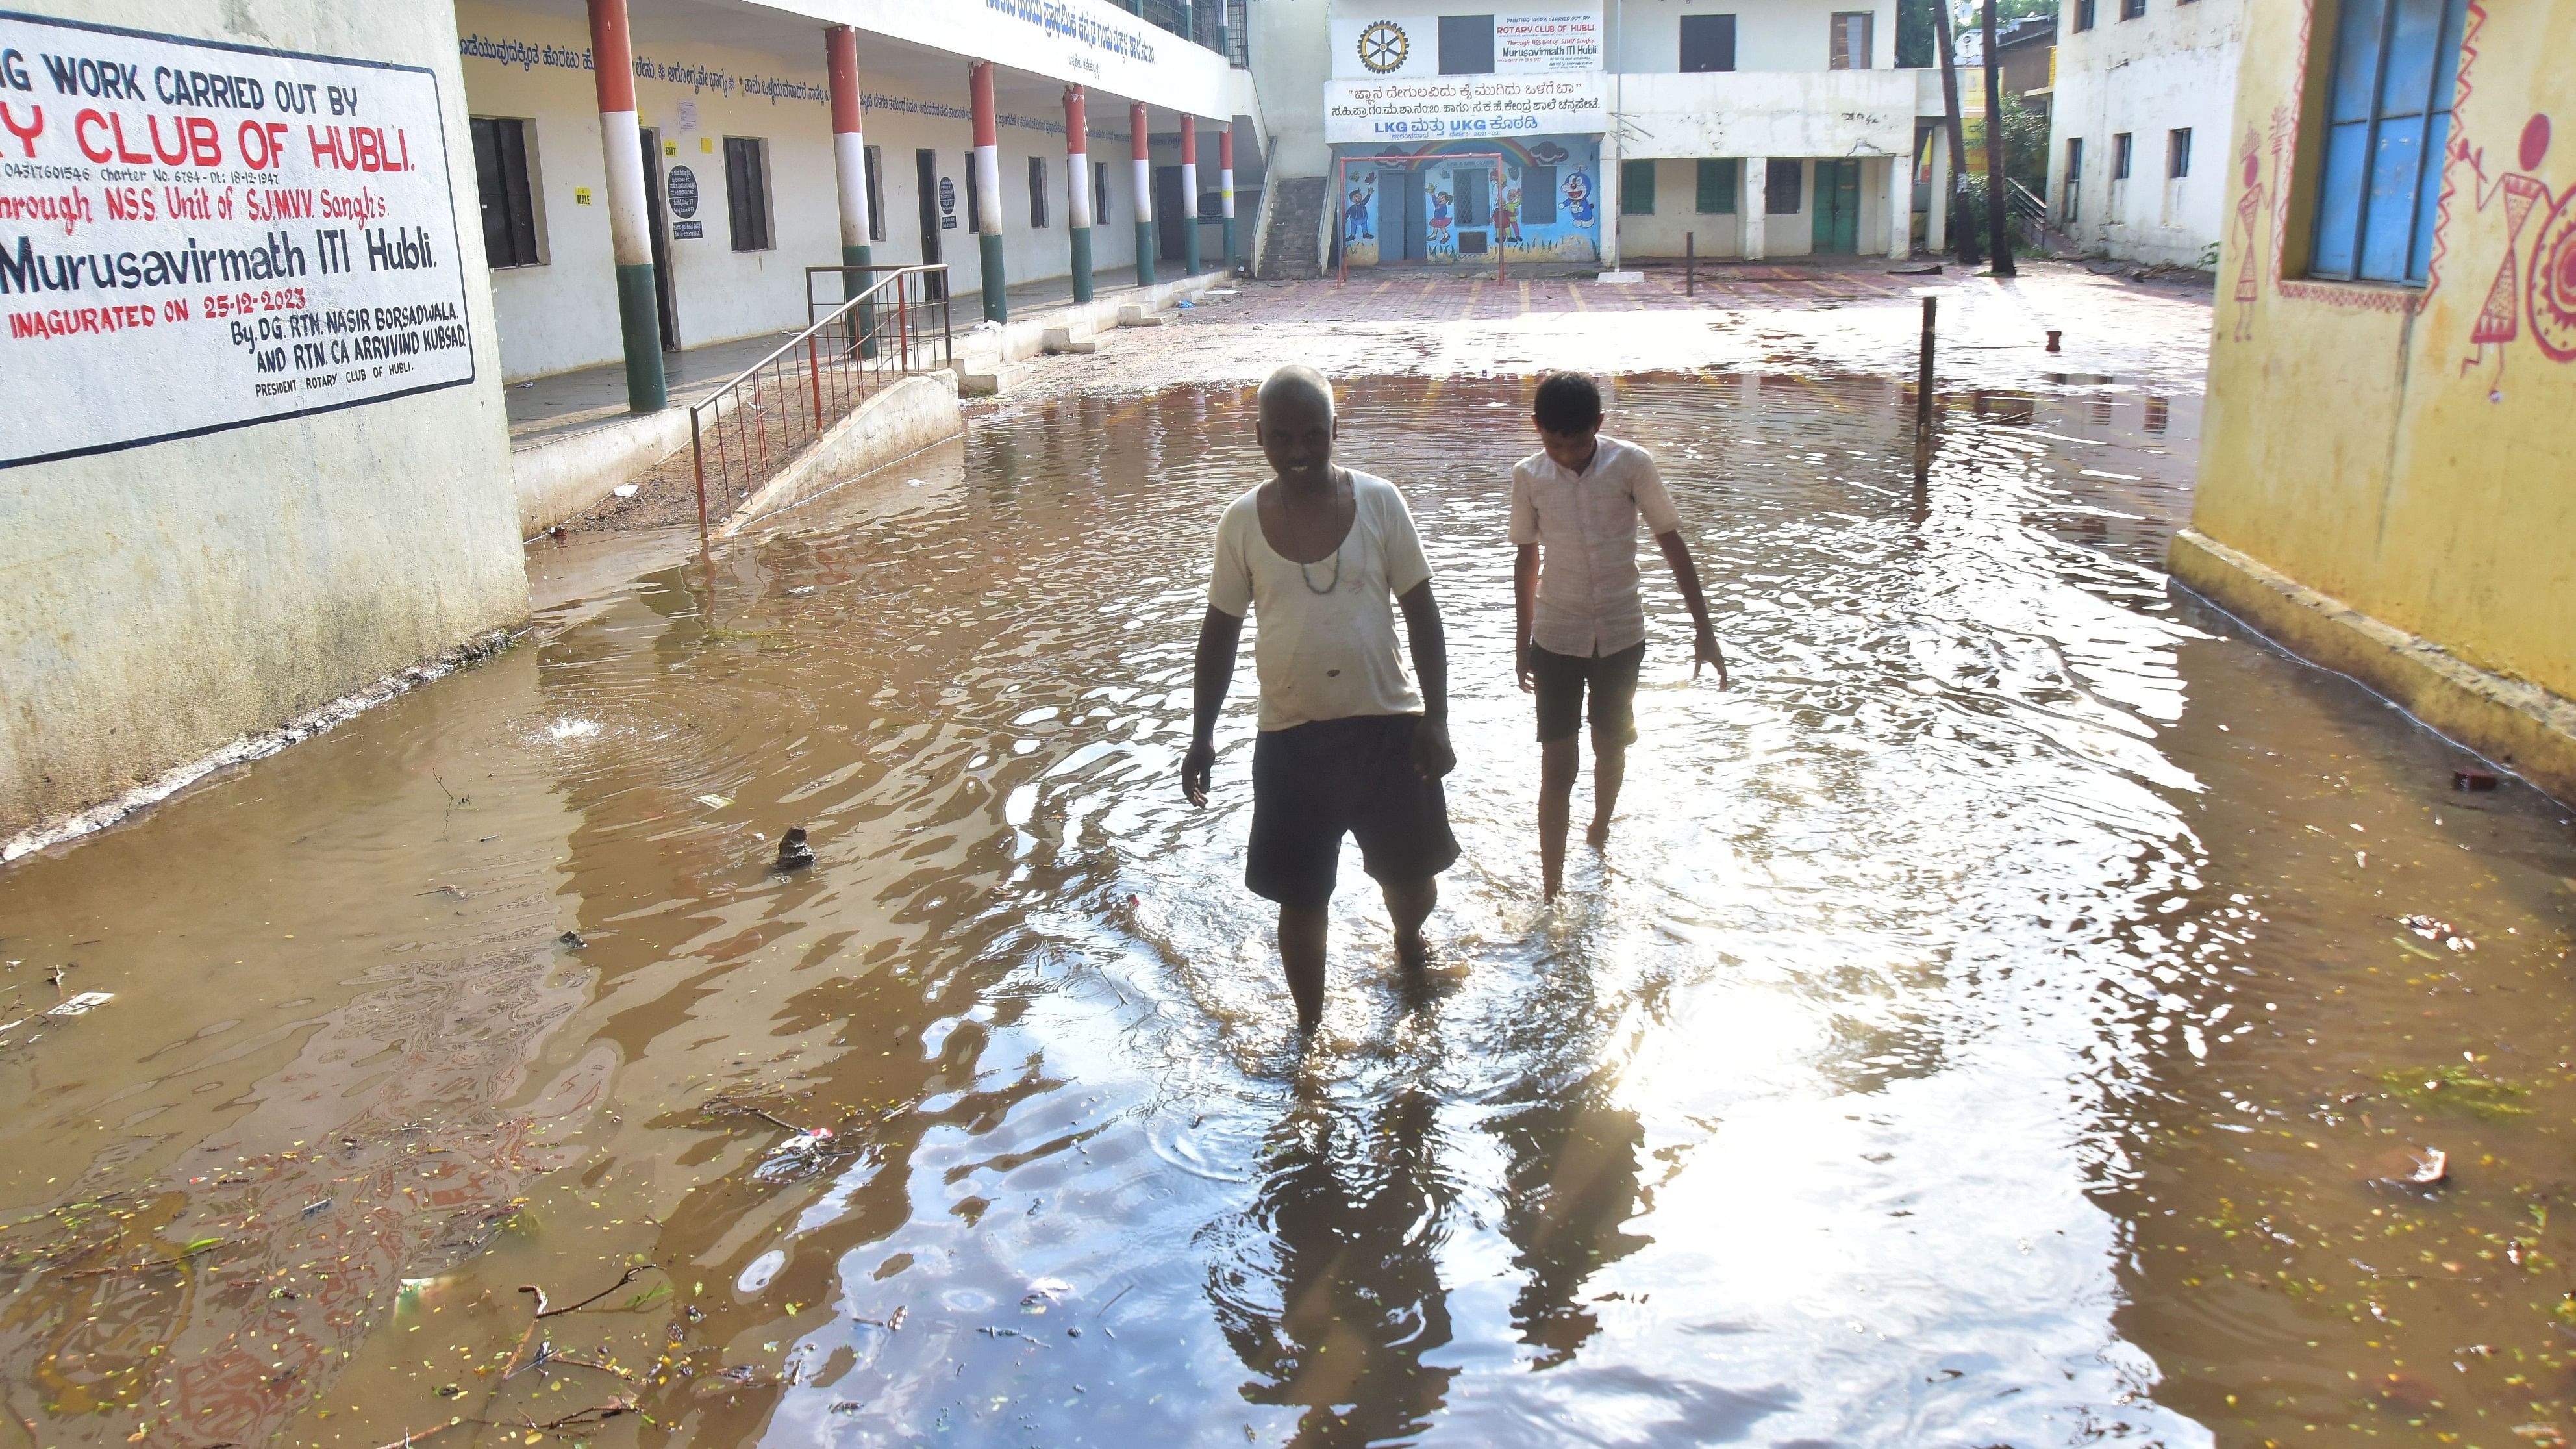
left=0, top=369, right=2571, bottom=1448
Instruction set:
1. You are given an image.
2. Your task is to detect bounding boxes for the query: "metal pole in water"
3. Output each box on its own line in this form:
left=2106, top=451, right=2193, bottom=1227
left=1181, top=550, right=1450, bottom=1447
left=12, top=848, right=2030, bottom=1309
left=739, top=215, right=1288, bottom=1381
left=1913, top=295, right=1937, bottom=479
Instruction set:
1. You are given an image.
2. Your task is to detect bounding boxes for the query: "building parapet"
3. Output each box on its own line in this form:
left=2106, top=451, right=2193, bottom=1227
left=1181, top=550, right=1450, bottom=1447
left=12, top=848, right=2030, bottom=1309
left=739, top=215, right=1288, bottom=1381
left=1613, top=69, right=1935, bottom=160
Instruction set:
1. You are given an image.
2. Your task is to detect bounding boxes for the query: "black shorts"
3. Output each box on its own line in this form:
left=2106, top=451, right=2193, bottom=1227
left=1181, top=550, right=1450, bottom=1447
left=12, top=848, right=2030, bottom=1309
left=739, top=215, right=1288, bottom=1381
left=1247, top=714, right=1460, bottom=908
left=1531, top=641, right=1645, bottom=744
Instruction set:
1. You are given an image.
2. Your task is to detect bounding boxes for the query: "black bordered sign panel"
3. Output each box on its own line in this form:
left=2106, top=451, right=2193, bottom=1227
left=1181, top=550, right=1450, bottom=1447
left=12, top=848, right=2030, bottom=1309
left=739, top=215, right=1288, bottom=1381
left=0, top=10, right=475, bottom=468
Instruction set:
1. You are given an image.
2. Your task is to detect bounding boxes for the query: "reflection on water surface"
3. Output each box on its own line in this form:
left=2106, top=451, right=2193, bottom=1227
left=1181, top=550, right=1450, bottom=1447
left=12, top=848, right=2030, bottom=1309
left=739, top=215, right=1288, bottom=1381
left=0, top=373, right=2571, bottom=1448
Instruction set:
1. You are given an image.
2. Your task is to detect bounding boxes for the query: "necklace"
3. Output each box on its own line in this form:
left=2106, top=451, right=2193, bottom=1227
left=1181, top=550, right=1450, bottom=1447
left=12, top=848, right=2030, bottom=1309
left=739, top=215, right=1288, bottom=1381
left=1299, top=546, right=1344, bottom=595
left=1290, top=470, right=1349, bottom=594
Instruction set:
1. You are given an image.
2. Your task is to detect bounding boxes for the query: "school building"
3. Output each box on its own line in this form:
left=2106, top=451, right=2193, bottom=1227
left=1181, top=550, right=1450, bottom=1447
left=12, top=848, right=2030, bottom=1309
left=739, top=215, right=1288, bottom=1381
left=456, top=0, right=1260, bottom=390
left=2173, top=0, right=2576, bottom=801
left=1293, top=0, right=1949, bottom=272
left=2045, top=0, right=2246, bottom=266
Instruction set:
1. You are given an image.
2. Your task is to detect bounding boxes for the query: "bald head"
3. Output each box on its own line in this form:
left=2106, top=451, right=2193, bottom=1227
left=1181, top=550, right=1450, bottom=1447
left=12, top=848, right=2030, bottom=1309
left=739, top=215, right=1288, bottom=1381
left=1255, top=366, right=1337, bottom=488
left=1258, top=365, right=1334, bottom=423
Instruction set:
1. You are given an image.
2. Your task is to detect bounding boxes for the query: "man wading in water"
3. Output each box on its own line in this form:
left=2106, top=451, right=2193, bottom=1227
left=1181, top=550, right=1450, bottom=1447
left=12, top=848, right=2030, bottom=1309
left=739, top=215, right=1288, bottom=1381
left=1182, top=366, right=1458, bottom=1035
left=1513, top=371, right=1725, bottom=900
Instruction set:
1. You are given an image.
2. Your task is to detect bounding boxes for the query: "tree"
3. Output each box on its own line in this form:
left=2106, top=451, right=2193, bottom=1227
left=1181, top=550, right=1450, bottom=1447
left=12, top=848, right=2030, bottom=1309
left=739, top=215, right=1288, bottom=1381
left=1896, top=0, right=1940, bottom=66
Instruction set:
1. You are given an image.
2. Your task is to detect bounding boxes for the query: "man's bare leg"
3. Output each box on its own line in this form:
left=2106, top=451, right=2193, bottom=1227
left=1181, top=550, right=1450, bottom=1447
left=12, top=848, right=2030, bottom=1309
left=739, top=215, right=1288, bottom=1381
left=1278, top=903, right=1328, bottom=1034
left=1587, top=731, right=1627, bottom=848
left=1382, top=876, right=1438, bottom=968
left=1538, top=735, right=1579, bottom=899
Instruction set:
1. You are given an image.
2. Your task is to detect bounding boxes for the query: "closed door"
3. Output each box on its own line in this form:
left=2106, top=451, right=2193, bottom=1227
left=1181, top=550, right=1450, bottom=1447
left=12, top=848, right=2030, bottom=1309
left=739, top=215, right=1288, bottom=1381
left=914, top=149, right=944, bottom=299
left=1155, top=166, right=1187, bottom=261
left=638, top=127, right=677, bottom=349
left=1812, top=159, right=1861, bottom=253
left=1399, top=176, right=1427, bottom=262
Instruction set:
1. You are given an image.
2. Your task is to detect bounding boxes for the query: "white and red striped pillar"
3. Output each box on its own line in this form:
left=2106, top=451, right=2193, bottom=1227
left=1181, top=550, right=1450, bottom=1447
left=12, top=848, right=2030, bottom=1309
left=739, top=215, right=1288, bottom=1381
left=1219, top=123, right=1239, bottom=274
left=587, top=0, right=664, bottom=412
left=1177, top=114, right=1200, bottom=276
left=1131, top=101, right=1155, bottom=287
left=825, top=27, right=871, bottom=298
left=1064, top=85, right=1094, bottom=303
left=969, top=60, right=1007, bottom=323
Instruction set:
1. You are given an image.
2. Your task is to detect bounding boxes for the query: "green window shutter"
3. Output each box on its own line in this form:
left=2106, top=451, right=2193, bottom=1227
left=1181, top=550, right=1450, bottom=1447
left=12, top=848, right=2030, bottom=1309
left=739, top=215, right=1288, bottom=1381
left=1621, top=158, right=1655, bottom=215
left=1696, top=158, right=1737, bottom=214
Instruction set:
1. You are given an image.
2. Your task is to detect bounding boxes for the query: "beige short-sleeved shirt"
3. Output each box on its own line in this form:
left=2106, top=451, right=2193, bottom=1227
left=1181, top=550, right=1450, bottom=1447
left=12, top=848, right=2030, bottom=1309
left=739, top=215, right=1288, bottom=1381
left=1208, top=470, right=1432, bottom=732
left=1508, top=433, right=1682, bottom=658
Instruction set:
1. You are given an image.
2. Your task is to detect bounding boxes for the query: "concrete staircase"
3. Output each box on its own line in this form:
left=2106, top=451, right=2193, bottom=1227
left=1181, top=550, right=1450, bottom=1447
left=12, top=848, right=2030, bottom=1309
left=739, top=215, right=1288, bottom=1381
left=1257, top=177, right=1328, bottom=280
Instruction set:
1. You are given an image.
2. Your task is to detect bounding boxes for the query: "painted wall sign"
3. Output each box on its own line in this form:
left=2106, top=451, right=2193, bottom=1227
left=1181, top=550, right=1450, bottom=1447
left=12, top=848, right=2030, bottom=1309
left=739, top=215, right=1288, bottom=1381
left=1324, top=75, right=1607, bottom=143
left=0, top=12, right=473, bottom=468
left=671, top=220, right=703, bottom=240
left=666, top=164, right=699, bottom=219
left=1331, top=9, right=1601, bottom=79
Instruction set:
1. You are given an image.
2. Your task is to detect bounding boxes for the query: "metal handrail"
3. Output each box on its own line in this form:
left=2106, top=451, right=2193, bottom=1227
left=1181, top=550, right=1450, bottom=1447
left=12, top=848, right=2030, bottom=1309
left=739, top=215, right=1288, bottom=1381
left=688, top=262, right=953, bottom=536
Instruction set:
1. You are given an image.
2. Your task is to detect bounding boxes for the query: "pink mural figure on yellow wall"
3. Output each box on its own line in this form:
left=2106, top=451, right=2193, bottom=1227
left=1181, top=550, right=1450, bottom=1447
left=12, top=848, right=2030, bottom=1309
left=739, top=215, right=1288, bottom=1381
left=2523, top=129, right=2576, bottom=365
left=2460, top=114, right=2558, bottom=395
left=2230, top=129, right=2268, bottom=342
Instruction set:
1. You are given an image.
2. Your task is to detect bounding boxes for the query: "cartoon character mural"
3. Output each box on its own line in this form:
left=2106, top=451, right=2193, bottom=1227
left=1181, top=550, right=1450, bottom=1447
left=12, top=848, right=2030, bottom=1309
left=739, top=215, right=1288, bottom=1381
left=1563, top=168, right=1597, bottom=227
left=1330, top=139, right=1599, bottom=268
left=1341, top=171, right=1378, bottom=268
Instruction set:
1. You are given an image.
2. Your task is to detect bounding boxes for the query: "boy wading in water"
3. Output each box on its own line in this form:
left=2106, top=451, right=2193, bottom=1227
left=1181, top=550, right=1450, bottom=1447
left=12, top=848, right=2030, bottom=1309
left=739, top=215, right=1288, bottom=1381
left=1183, top=366, right=1458, bottom=1035
left=1512, top=372, right=1726, bottom=900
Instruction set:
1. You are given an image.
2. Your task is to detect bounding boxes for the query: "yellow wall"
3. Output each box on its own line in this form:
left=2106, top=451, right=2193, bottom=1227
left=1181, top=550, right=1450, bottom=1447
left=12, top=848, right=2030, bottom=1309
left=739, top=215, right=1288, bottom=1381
left=2194, top=0, right=2576, bottom=701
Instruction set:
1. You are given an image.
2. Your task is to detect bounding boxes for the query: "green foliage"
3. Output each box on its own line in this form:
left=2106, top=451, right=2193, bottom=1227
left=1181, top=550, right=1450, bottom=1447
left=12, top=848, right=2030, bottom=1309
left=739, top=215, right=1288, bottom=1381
left=1897, top=0, right=1940, bottom=67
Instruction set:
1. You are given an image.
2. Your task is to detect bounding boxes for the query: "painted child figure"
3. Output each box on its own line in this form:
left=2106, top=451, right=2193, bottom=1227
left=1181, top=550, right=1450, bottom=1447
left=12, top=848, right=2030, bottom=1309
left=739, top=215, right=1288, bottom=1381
left=1510, top=372, right=1727, bottom=901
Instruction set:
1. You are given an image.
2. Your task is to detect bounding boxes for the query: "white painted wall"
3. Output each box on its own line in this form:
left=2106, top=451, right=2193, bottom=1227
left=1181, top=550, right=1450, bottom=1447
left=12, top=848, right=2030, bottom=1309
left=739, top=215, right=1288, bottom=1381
left=2044, top=0, right=2245, bottom=266
left=1616, top=67, right=1923, bottom=157
left=1252, top=0, right=1334, bottom=177
left=2, top=0, right=522, bottom=837
left=1611, top=0, right=1898, bottom=73
left=460, top=1, right=1154, bottom=381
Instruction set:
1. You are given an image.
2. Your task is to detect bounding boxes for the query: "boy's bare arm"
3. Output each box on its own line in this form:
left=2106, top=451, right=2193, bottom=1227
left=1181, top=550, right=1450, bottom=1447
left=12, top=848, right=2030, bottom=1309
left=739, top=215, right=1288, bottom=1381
left=1396, top=581, right=1456, bottom=779
left=1654, top=530, right=1728, bottom=687
left=1182, top=606, right=1244, bottom=805
left=1513, top=544, right=1539, bottom=692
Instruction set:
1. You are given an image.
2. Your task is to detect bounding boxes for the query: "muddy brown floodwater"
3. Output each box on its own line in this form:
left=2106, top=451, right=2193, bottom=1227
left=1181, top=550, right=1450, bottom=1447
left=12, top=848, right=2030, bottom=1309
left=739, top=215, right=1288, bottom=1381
left=3, top=366, right=2574, bottom=1449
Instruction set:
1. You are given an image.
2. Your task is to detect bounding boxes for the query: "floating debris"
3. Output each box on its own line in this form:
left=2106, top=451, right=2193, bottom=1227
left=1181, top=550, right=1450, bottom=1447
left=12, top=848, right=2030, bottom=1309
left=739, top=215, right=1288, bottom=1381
left=775, top=826, right=815, bottom=872
left=753, top=1126, right=838, bottom=1183
left=2453, top=767, right=2499, bottom=792
left=2380, top=1066, right=2531, bottom=1118
left=695, top=794, right=732, bottom=810
left=737, top=1250, right=785, bottom=1294
left=44, top=992, right=113, bottom=1017
left=558, top=931, right=588, bottom=951
left=2397, top=914, right=2477, bottom=951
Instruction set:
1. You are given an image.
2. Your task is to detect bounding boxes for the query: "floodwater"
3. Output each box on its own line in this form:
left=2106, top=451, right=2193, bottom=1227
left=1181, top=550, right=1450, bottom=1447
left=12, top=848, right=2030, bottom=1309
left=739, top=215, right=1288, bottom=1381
left=3, top=371, right=2573, bottom=1449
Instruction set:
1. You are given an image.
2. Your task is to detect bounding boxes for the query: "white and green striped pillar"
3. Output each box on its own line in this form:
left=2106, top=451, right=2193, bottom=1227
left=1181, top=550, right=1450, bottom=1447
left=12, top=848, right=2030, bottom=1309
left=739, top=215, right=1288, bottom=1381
left=825, top=25, right=876, bottom=355
left=1131, top=101, right=1155, bottom=288
left=970, top=60, right=1007, bottom=324
left=1064, top=85, right=1094, bottom=303
left=1178, top=114, right=1201, bottom=276
left=586, top=0, right=664, bottom=412
left=1219, top=122, right=1238, bottom=274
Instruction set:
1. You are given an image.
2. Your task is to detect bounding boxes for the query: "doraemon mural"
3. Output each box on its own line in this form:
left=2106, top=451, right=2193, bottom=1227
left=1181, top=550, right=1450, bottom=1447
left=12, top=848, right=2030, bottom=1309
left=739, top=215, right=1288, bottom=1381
left=1331, top=136, right=1602, bottom=268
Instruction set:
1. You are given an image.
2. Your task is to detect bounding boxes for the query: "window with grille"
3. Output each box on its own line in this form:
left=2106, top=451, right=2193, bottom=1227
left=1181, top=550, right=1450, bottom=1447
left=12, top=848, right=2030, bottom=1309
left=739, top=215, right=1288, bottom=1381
left=1695, top=158, right=1738, bottom=214
left=1029, top=155, right=1049, bottom=228
left=2167, top=128, right=2192, bottom=179
left=1439, top=14, right=1495, bottom=73
left=1621, top=159, right=1655, bottom=215
left=2073, top=0, right=2096, bottom=30
left=1829, top=12, right=1873, bottom=68
left=1679, top=14, right=1736, bottom=71
left=2112, top=132, right=2133, bottom=180
left=2308, top=0, right=2468, bottom=284
left=470, top=117, right=542, bottom=268
left=723, top=136, right=771, bottom=251
left=1765, top=158, right=1803, bottom=214
left=2120, top=0, right=2145, bottom=19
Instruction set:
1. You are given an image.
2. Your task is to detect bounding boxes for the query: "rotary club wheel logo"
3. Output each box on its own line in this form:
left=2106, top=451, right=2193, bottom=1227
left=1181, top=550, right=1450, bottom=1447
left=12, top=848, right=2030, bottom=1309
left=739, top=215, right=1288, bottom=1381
left=1358, top=21, right=1410, bottom=73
